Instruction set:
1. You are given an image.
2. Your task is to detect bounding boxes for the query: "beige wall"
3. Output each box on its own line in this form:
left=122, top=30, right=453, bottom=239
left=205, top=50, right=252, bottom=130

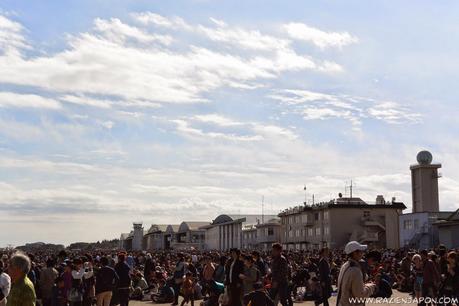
left=204, top=226, right=220, bottom=250
left=279, top=206, right=401, bottom=250
left=411, top=164, right=441, bottom=213
left=329, top=207, right=400, bottom=249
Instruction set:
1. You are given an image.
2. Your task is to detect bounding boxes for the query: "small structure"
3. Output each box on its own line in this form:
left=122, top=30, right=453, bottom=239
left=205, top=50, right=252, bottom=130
left=119, top=233, right=130, bottom=250
left=242, top=218, right=281, bottom=251
left=242, top=224, right=258, bottom=250
left=143, top=224, right=169, bottom=250
left=400, top=151, right=454, bottom=249
left=171, top=221, right=208, bottom=250
left=433, top=209, right=459, bottom=248
left=163, top=224, right=180, bottom=250
left=202, top=214, right=277, bottom=251
left=201, top=214, right=245, bottom=251
left=132, top=223, right=144, bottom=251
left=410, top=150, right=442, bottom=213
left=255, top=218, right=281, bottom=251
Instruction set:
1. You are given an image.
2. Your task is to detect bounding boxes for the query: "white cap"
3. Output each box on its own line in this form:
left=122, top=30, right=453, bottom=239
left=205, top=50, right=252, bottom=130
left=344, top=241, right=367, bottom=254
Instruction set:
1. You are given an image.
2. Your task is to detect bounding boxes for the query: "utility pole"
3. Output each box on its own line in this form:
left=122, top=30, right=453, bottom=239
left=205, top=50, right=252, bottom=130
left=350, top=180, right=353, bottom=198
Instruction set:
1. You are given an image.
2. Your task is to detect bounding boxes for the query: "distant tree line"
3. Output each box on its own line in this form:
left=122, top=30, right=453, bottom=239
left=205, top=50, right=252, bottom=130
left=14, top=239, right=120, bottom=252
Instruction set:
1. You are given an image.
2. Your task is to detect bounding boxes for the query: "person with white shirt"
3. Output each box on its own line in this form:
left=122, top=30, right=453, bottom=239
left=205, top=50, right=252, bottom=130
left=0, top=260, right=11, bottom=306
left=70, top=258, right=94, bottom=306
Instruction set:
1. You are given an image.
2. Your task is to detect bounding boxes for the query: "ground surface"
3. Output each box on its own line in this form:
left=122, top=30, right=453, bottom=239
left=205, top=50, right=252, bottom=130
left=130, top=290, right=415, bottom=305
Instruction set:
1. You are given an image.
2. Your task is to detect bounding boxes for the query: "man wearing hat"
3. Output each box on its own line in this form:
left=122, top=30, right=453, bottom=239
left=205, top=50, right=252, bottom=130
left=336, top=241, right=376, bottom=306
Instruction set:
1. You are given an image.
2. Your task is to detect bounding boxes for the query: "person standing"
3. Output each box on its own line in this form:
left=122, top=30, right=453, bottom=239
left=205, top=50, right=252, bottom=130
left=70, top=258, right=93, bottom=306
left=240, top=255, right=259, bottom=296
left=252, top=251, right=267, bottom=279
left=173, top=253, right=187, bottom=306
left=6, top=252, right=36, bottom=306
left=0, top=260, right=11, bottom=306
left=114, top=253, right=131, bottom=306
left=270, top=243, right=289, bottom=306
left=317, top=247, right=332, bottom=306
left=144, top=254, right=154, bottom=286
left=439, top=251, right=459, bottom=305
left=180, top=272, right=195, bottom=306
left=336, top=241, right=375, bottom=306
left=95, top=256, right=119, bottom=306
left=82, top=258, right=95, bottom=306
left=225, top=248, right=244, bottom=306
left=420, top=249, right=441, bottom=305
left=213, top=256, right=226, bottom=284
left=202, top=256, right=215, bottom=296
left=39, top=259, right=58, bottom=306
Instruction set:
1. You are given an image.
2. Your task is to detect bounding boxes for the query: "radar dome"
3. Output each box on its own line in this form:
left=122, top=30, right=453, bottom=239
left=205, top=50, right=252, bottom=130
left=417, top=150, right=433, bottom=165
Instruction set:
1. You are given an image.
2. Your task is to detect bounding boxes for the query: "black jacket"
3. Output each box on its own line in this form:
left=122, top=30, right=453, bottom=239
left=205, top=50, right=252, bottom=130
left=95, top=266, right=119, bottom=294
left=226, top=259, right=244, bottom=286
left=114, top=262, right=131, bottom=288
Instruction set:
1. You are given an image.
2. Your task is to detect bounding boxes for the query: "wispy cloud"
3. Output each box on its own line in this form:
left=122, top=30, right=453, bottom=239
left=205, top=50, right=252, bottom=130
left=269, top=89, right=422, bottom=130
left=0, top=92, right=61, bottom=109
left=0, top=15, right=29, bottom=54
left=283, top=22, right=358, bottom=49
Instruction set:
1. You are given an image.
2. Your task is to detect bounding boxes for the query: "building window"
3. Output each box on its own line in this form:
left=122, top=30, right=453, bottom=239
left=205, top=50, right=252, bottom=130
left=414, top=219, right=419, bottom=229
left=268, top=228, right=274, bottom=236
left=324, top=226, right=329, bottom=236
left=403, top=220, right=413, bottom=230
left=315, top=227, right=321, bottom=236
left=308, top=228, right=313, bottom=236
left=363, top=211, right=370, bottom=218
left=296, top=229, right=300, bottom=237
left=324, top=211, right=329, bottom=220
left=314, top=213, right=319, bottom=221
left=302, top=214, right=308, bottom=223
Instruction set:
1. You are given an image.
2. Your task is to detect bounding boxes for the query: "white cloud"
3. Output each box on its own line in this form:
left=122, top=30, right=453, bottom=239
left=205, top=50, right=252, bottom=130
left=94, top=18, right=173, bottom=45
left=0, top=92, right=61, bottom=109
left=284, top=22, right=358, bottom=49
left=60, top=95, right=113, bottom=109
left=132, top=12, right=191, bottom=30
left=368, top=101, right=422, bottom=124
left=172, top=119, right=263, bottom=141
left=100, top=120, right=115, bottom=129
left=192, top=114, right=244, bottom=127
left=0, top=15, right=29, bottom=54
left=0, top=14, right=345, bottom=107
left=269, top=89, right=421, bottom=130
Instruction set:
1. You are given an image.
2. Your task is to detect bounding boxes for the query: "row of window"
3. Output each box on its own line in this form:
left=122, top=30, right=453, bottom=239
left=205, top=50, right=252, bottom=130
left=403, top=219, right=419, bottom=230
left=286, top=226, right=330, bottom=238
left=282, top=211, right=330, bottom=225
left=243, top=227, right=275, bottom=239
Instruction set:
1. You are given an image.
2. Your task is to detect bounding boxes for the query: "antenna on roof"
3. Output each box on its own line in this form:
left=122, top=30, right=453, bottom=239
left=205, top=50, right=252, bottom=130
left=262, top=195, right=265, bottom=224
left=345, top=180, right=356, bottom=198
left=304, top=185, right=307, bottom=205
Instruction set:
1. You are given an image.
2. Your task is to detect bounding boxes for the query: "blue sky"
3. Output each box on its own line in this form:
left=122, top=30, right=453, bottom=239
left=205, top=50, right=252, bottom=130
left=0, top=0, right=458, bottom=246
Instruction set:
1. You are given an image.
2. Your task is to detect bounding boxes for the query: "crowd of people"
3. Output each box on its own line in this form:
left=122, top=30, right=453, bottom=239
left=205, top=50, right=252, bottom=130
left=0, top=241, right=458, bottom=306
